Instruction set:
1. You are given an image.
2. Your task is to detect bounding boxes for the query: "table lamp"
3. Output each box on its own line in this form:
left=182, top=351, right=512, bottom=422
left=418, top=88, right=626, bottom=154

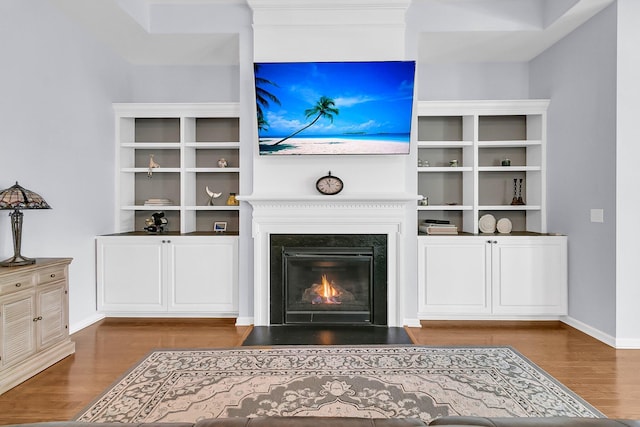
left=0, top=182, right=51, bottom=267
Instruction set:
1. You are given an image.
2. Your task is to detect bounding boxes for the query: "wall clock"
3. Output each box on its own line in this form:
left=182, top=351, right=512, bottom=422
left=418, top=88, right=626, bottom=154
left=315, top=171, right=344, bottom=195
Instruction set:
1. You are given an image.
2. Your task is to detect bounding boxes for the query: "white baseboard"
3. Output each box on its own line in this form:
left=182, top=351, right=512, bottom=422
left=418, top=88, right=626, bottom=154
left=403, top=318, right=422, bottom=328
left=67, top=313, right=640, bottom=349
left=563, top=316, right=640, bottom=348
left=70, top=312, right=105, bottom=335
left=613, top=337, right=640, bottom=349
left=561, top=315, right=617, bottom=348
left=235, top=316, right=254, bottom=326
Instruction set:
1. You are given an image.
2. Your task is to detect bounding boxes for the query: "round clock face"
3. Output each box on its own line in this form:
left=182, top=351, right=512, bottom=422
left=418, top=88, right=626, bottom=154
left=316, top=172, right=344, bottom=195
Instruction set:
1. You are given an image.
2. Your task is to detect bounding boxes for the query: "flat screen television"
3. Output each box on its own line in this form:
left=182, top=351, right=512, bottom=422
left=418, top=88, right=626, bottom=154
left=254, top=60, right=415, bottom=155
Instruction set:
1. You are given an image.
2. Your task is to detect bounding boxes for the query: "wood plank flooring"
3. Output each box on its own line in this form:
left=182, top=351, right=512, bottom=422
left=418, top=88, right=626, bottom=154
left=0, top=319, right=638, bottom=424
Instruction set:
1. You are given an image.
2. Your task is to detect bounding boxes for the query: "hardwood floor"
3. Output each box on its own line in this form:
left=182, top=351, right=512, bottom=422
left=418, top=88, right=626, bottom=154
left=0, top=319, right=638, bottom=424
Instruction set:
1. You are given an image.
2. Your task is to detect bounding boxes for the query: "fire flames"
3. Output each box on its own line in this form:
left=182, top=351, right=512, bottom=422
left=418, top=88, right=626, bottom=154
left=312, top=274, right=342, bottom=304
left=300, top=274, right=356, bottom=305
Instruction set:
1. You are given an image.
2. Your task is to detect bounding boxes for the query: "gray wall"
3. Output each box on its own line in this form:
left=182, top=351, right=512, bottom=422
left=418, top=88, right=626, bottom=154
left=0, top=0, right=130, bottom=330
left=130, top=65, right=240, bottom=102
left=419, top=62, right=530, bottom=100
left=530, top=4, right=618, bottom=338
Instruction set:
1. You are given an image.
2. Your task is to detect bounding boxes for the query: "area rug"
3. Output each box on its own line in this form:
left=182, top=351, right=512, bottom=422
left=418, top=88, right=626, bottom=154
left=74, top=346, right=602, bottom=423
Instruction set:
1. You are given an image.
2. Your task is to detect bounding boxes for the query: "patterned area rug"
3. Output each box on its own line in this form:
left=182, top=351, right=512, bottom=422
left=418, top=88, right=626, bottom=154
left=74, top=346, right=602, bottom=423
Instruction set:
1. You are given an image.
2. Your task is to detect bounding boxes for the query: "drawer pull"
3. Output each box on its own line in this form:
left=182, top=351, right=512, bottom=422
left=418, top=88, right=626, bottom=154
left=50, top=273, right=56, bottom=278
left=32, top=316, right=43, bottom=322
left=15, top=283, right=21, bottom=287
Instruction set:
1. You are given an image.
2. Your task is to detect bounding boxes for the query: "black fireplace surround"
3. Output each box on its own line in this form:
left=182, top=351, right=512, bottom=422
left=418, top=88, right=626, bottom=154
left=270, top=234, right=387, bottom=326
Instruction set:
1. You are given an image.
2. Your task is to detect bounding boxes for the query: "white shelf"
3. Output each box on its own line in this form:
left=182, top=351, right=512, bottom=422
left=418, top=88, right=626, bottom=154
left=418, top=166, right=473, bottom=172
left=478, top=166, right=541, bottom=172
left=478, top=140, right=542, bottom=147
left=185, top=142, right=240, bottom=149
left=185, top=167, right=240, bottom=173
left=121, top=168, right=181, bottom=173
left=121, top=143, right=181, bottom=149
left=184, top=206, right=240, bottom=211
left=479, top=205, right=542, bottom=211
left=418, top=205, right=473, bottom=211
left=417, top=140, right=473, bottom=148
left=122, top=205, right=180, bottom=211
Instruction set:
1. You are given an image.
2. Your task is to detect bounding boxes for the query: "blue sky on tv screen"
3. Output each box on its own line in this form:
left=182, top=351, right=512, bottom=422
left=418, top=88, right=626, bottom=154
left=255, top=61, right=415, bottom=138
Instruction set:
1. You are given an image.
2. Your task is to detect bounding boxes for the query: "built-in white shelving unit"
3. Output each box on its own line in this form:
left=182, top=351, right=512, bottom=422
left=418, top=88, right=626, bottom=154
left=97, top=103, right=241, bottom=318
left=416, top=100, right=549, bottom=234
left=415, top=100, right=567, bottom=321
left=114, top=103, right=241, bottom=234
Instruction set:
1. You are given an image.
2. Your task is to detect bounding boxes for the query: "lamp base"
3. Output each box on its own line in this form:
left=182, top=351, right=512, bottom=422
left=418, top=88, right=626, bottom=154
left=0, top=254, right=35, bottom=267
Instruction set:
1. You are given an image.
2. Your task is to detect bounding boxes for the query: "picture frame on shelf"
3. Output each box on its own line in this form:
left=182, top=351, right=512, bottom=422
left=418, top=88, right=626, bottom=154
left=213, top=221, right=227, bottom=232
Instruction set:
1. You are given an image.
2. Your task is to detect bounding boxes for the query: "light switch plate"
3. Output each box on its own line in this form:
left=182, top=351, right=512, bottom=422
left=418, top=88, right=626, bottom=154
left=590, top=209, right=604, bottom=223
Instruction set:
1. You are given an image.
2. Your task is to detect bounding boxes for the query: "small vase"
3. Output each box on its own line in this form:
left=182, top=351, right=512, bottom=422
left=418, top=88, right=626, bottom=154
left=226, top=192, right=239, bottom=206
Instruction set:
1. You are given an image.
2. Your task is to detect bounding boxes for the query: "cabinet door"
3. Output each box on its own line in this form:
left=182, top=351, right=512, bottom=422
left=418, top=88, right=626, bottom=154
left=0, top=293, right=36, bottom=368
left=167, top=237, right=238, bottom=313
left=491, top=236, right=567, bottom=315
left=96, top=237, right=166, bottom=313
left=418, top=237, right=491, bottom=316
left=36, top=282, right=68, bottom=350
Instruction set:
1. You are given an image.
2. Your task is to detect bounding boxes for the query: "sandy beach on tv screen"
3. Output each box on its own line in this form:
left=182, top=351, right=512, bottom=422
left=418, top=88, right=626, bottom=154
left=259, top=137, right=409, bottom=155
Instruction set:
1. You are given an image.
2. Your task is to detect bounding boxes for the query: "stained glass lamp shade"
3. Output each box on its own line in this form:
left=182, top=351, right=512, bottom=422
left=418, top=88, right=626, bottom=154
left=0, top=182, right=51, bottom=267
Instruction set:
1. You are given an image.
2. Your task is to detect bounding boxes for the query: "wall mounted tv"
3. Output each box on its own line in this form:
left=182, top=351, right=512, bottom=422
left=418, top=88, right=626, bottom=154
left=254, top=61, right=416, bottom=155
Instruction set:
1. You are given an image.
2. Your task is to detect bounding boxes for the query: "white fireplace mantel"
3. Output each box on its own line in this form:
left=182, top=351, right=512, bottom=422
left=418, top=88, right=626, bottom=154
left=238, top=193, right=418, bottom=327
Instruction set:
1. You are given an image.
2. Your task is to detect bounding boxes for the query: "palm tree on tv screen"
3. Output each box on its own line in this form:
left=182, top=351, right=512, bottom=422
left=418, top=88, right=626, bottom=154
left=272, top=96, right=339, bottom=146
left=254, top=64, right=280, bottom=132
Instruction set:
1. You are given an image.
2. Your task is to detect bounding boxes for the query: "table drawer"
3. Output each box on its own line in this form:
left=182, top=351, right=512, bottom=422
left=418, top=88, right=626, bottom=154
left=0, top=273, right=36, bottom=296
left=36, top=265, right=66, bottom=286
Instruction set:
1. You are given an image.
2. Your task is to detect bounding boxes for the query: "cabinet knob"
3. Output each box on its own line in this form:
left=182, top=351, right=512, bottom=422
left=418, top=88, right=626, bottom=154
left=50, top=273, right=56, bottom=278
left=32, top=316, right=43, bottom=322
left=15, top=282, right=21, bottom=287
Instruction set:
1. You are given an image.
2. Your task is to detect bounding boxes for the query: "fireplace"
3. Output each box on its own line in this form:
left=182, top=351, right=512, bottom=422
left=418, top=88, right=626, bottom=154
left=270, top=234, right=387, bottom=325
left=237, top=194, right=416, bottom=327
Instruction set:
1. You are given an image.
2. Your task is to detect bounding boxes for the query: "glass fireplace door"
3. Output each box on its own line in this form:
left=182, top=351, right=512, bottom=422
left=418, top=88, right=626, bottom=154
left=283, top=247, right=373, bottom=324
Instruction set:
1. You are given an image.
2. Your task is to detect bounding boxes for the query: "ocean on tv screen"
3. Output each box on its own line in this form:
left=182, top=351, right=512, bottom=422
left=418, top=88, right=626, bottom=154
left=254, top=61, right=415, bottom=155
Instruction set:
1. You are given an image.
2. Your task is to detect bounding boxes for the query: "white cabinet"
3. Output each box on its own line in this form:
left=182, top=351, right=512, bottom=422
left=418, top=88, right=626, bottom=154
left=0, top=258, right=75, bottom=395
left=417, top=237, right=490, bottom=315
left=491, top=237, right=567, bottom=315
left=167, top=237, right=238, bottom=313
left=96, top=236, right=164, bottom=312
left=417, top=235, right=567, bottom=319
left=96, top=235, right=238, bottom=316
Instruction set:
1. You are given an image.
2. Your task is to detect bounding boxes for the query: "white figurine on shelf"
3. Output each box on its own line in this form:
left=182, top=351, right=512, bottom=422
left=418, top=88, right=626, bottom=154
left=206, top=186, right=222, bottom=206
left=148, top=154, right=160, bottom=177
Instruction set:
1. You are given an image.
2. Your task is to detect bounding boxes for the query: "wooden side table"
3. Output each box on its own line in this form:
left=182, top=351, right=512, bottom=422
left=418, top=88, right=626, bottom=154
left=0, top=258, right=75, bottom=395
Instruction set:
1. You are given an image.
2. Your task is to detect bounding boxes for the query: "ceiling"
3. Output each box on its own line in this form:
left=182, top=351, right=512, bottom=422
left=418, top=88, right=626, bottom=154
left=49, top=0, right=614, bottom=66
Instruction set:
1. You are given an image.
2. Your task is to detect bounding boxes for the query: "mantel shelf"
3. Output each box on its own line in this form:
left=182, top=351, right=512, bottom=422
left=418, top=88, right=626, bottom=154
left=237, top=193, right=421, bottom=204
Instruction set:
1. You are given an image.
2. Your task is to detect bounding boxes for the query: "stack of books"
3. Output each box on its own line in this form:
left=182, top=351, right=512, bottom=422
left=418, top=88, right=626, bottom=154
left=144, top=198, right=174, bottom=206
left=419, top=219, right=458, bottom=235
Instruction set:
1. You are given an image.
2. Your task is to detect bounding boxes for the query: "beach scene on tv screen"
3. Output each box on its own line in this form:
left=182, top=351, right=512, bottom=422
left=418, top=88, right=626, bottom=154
left=255, top=61, right=415, bottom=155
